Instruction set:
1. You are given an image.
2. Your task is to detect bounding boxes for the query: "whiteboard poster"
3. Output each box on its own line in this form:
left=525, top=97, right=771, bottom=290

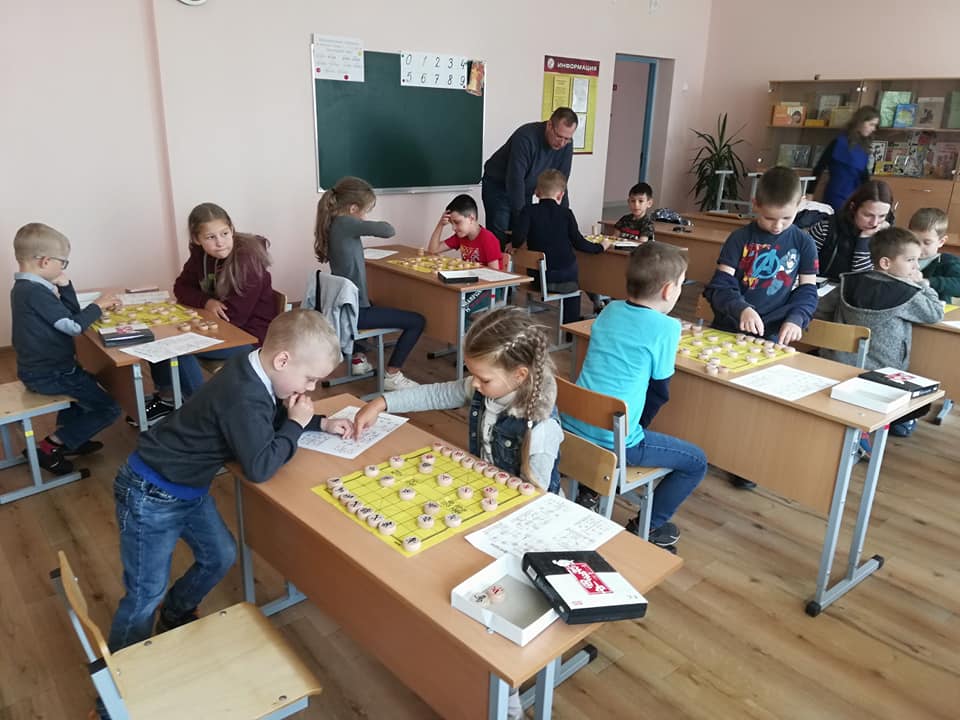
left=400, top=51, right=468, bottom=90
left=312, top=34, right=364, bottom=82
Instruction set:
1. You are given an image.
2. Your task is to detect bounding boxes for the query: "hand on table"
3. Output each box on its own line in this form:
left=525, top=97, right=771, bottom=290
left=320, top=416, right=353, bottom=437
left=205, top=298, right=230, bottom=322
left=94, top=292, right=120, bottom=311
left=347, top=397, right=387, bottom=440
left=739, top=307, right=765, bottom=337
left=777, top=321, right=803, bottom=345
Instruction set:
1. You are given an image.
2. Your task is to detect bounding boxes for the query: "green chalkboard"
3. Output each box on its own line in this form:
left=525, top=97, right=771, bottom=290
left=314, top=51, right=485, bottom=191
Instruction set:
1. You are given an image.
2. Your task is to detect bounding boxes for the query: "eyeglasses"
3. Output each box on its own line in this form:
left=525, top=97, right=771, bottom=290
left=35, top=255, right=70, bottom=269
left=549, top=121, right=576, bottom=144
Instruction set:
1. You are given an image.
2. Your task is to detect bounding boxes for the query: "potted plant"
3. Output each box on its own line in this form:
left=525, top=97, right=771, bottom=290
left=690, top=113, right=748, bottom=211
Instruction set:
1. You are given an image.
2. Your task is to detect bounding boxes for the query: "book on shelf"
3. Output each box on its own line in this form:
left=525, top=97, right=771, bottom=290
left=776, top=143, right=810, bottom=168
left=828, top=105, right=856, bottom=127
left=815, top=93, right=845, bottom=120
left=948, top=90, right=960, bottom=129
left=879, top=90, right=913, bottom=127
left=931, top=142, right=960, bottom=178
left=830, top=377, right=911, bottom=414
left=915, top=97, right=945, bottom=129
left=771, top=102, right=807, bottom=126
left=869, top=140, right=888, bottom=172
left=811, top=143, right=829, bottom=167
left=893, top=103, right=918, bottom=128
left=98, top=323, right=156, bottom=347
left=858, top=368, right=940, bottom=398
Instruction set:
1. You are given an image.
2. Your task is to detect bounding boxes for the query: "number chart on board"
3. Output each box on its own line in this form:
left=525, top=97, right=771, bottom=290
left=312, top=445, right=540, bottom=557
left=677, top=324, right=797, bottom=375
left=400, top=51, right=468, bottom=89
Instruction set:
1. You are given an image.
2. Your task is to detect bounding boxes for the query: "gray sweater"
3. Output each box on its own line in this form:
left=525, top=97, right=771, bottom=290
left=327, top=216, right=395, bottom=308
left=820, top=270, right=944, bottom=370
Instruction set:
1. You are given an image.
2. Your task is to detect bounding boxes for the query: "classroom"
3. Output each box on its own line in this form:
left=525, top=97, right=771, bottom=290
left=2, top=1, right=958, bottom=718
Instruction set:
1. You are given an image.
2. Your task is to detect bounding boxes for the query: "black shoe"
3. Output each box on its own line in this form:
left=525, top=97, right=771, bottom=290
left=24, top=446, right=75, bottom=475
left=625, top=517, right=681, bottom=549
left=728, top=473, right=756, bottom=490
left=574, top=487, right=601, bottom=512
left=62, top=440, right=104, bottom=457
left=155, top=605, right=199, bottom=634
left=126, top=394, right=174, bottom=427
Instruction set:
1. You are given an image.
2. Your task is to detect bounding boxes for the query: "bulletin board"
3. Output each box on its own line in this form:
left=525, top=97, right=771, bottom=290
left=541, top=55, right=599, bottom=154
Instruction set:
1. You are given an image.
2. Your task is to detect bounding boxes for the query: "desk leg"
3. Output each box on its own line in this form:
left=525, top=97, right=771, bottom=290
left=235, top=478, right=256, bottom=604
left=487, top=674, right=509, bottom=720
left=456, top=292, right=466, bottom=383
left=519, top=645, right=597, bottom=712
left=170, top=357, right=182, bottom=409
left=532, top=657, right=560, bottom=720
left=845, top=427, right=888, bottom=578
left=131, top=363, right=149, bottom=432
left=934, top=397, right=954, bottom=425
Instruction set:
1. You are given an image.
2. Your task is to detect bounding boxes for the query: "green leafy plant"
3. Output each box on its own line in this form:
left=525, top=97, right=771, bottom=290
left=689, top=113, right=748, bottom=211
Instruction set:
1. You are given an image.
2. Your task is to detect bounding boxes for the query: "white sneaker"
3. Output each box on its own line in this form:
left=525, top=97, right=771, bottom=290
left=383, top=371, right=419, bottom=391
left=507, top=688, right=523, bottom=720
left=351, top=354, right=373, bottom=375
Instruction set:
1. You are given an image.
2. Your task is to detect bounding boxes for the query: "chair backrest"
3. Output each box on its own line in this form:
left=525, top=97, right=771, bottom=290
left=558, top=430, right=617, bottom=497
left=800, top=318, right=871, bottom=367
left=510, top=247, right=545, bottom=287
left=555, top=376, right=627, bottom=430
left=272, top=289, right=288, bottom=315
left=696, top=294, right=715, bottom=324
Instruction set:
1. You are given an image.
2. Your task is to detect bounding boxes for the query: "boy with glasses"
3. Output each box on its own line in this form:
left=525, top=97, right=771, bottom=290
left=11, top=223, right=120, bottom=473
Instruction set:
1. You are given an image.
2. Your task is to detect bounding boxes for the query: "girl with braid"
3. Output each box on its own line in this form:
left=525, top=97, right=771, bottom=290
left=352, top=306, right=562, bottom=492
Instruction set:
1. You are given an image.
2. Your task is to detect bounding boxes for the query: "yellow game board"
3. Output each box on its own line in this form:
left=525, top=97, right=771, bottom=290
left=311, top=446, right=539, bottom=557
left=93, top=301, right=198, bottom=330
left=387, top=255, right=481, bottom=273
left=677, top=326, right=795, bottom=374
left=945, top=303, right=958, bottom=313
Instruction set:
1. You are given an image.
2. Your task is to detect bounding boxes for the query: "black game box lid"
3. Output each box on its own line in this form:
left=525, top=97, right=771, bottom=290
left=522, top=550, right=647, bottom=624
left=437, top=269, right=479, bottom=284
left=98, top=323, right=156, bottom=347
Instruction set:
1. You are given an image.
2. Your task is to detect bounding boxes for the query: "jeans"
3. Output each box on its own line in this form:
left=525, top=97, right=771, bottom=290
left=481, top=179, right=512, bottom=250
left=357, top=305, right=425, bottom=369
left=19, top=365, right=120, bottom=450
left=107, top=462, right=236, bottom=651
left=626, top=429, right=707, bottom=529
left=150, top=344, right=253, bottom=397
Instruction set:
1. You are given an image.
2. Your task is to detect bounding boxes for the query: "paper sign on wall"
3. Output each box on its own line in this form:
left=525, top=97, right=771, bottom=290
left=400, top=51, right=468, bottom=89
left=542, top=55, right=599, bottom=154
left=312, top=34, right=364, bottom=82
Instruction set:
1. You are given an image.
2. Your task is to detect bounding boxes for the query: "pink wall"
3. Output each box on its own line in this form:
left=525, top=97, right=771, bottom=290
left=2, top=0, right=715, bottom=340
left=604, top=60, right=650, bottom=205
left=700, top=0, right=960, bottom=178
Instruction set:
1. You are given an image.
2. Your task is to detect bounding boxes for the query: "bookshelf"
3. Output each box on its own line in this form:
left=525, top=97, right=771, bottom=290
left=764, top=77, right=960, bottom=227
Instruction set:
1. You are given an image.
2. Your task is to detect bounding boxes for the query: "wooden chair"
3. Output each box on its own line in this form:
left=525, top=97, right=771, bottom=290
left=511, top=248, right=581, bottom=350
left=51, top=551, right=321, bottom=720
left=199, top=289, right=289, bottom=377
left=0, top=381, right=89, bottom=504
left=800, top=318, right=871, bottom=368
left=695, top=293, right=714, bottom=324
left=556, top=377, right=671, bottom=540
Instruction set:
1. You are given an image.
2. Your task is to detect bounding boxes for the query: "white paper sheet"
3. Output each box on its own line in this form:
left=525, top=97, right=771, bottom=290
left=571, top=76, right=589, bottom=113
left=474, top=268, right=520, bottom=282
left=311, top=34, right=364, bottom=82
left=399, top=51, right=468, bottom=89
left=76, top=291, right=101, bottom=309
left=465, top=493, right=623, bottom=559
left=729, top=364, right=839, bottom=402
left=119, top=333, right=223, bottom=363
left=363, top=248, right=397, bottom=260
left=940, top=320, right=960, bottom=330
left=817, top=283, right=837, bottom=298
left=120, top=291, right=170, bottom=306
left=297, top=405, right=407, bottom=459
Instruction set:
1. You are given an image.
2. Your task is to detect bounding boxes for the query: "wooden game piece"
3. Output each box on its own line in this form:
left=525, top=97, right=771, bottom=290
left=457, top=486, right=474, bottom=500
left=736, top=339, right=747, bottom=347
left=431, top=441, right=445, bottom=453
left=680, top=347, right=691, bottom=356
left=473, top=460, right=489, bottom=473
left=378, top=520, right=397, bottom=536
left=187, top=309, right=199, bottom=317
left=177, top=323, right=191, bottom=332
left=506, top=477, right=522, bottom=490
left=719, top=367, right=730, bottom=375
left=339, top=492, right=356, bottom=506
left=747, top=355, right=759, bottom=364
left=206, top=322, right=218, bottom=331
left=378, top=475, right=396, bottom=487
left=451, top=450, right=465, bottom=462
left=706, top=334, right=719, bottom=342
left=681, top=321, right=692, bottom=331
left=364, top=465, right=379, bottom=478
left=736, top=333, right=746, bottom=341
left=366, top=512, right=384, bottom=528
left=785, top=346, right=797, bottom=353
left=444, top=513, right=462, bottom=528
left=487, top=584, right=506, bottom=603
left=482, top=486, right=499, bottom=500
left=389, top=455, right=404, bottom=469
left=356, top=506, right=373, bottom=521
left=775, top=343, right=786, bottom=351
left=326, top=477, right=343, bottom=489
left=692, top=327, right=704, bottom=336
left=421, top=452, right=436, bottom=465
left=483, top=466, right=498, bottom=479
left=472, top=591, right=490, bottom=607
left=331, top=486, right=348, bottom=499
left=764, top=349, right=777, bottom=357
left=398, top=487, right=416, bottom=501
left=764, top=340, right=775, bottom=350
left=460, top=456, right=475, bottom=470
left=706, top=365, right=720, bottom=376
left=440, top=446, right=453, bottom=457
left=692, top=339, right=704, bottom=347
left=494, top=471, right=510, bottom=485
left=518, top=482, right=536, bottom=496
left=402, top=536, right=422, bottom=552
left=423, top=501, right=441, bottom=516
left=436, top=473, right=453, bottom=487
left=418, top=461, right=434, bottom=474
left=416, top=514, right=435, bottom=529
left=721, top=341, right=733, bottom=349
left=346, top=499, right=363, bottom=514
left=480, top=497, right=498, bottom=512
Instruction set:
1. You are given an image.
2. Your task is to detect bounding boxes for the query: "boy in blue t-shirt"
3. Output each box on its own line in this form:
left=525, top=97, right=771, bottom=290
left=705, top=166, right=820, bottom=346
left=563, top=243, right=706, bottom=551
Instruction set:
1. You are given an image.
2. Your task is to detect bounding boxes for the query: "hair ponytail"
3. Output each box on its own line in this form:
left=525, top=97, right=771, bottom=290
left=314, top=176, right=377, bottom=263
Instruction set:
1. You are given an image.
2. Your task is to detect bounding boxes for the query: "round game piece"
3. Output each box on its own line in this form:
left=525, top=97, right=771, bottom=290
left=735, top=333, right=746, bottom=342
left=721, top=341, right=733, bottom=349
left=506, top=477, right=522, bottom=490
left=708, top=358, right=721, bottom=366
left=692, top=327, right=704, bottom=336
left=699, top=352, right=712, bottom=361
left=681, top=321, right=692, bottom=331
left=177, top=322, right=191, bottom=332
left=444, top=513, right=462, bottom=528
left=488, top=584, right=506, bottom=603
left=785, top=346, right=797, bottom=354
left=747, top=355, right=760, bottom=364
left=206, top=322, right=219, bottom=332
left=364, top=465, right=379, bottom=478
left=402, top=536, right=422, bottom=552
left=378, top=520, right=397, bottom=536
left=736, top=340, right=747, bottom=347
left=418, top=461, right=434, bottom=474
left=389, top=455, right=404, bottom=469
left=421, top=453, right=436, bottom=465
left=416, top=514, right=435, bottom=529
left=457, top=486, right=474, bottom=500
left=423, top=500, right=441, bottom=516
left=366, top=512, right=384, bottom=528
left=331, top=485, right=348, bottom=499
left=326, top=477, right=343, bottom=489
left=451, top=450, right=465, bottom=462
left=379, top=474, right=396, bottom=487
left=483, top=466, right=498, bottom=479
left=480, top=497, right=498, bottom=512
left=482, top=486, right=499, bottom=500
left=679, top=348, right=691, bottom=356
left=398, top=487, right=416, bottom=501
left=764, top=341, right=775, bottom=350
left=197, top=321, right=209, bottom=331
left=774, top=343, right=786, bottom=351
left=187, top=309, right=199, bottom=317
left=494, top=471, right=510, bottom=485
left=719, top=366, right=730, bottom=375
left=728, top=350, right=739, bottom=358
left=749, top=347, right=761, bottom=356
left=346, top=499, right=363, bottom=514
left=706, top=334, right=719, bottom=342
left=518, top=482, right=536, bottom=496
left=473, top=460, right=489, bottom=473
left=431, top=441, right=445, bottom=453
left=472, top=591, right=491, bottom=607
left=754, top=337, right=766, bottom=345
left=692, top=339, right=704, bottom=347
left=440, top=446, right=453, bottom=457
left=436, top=472, right=453, bottom=487
left=339, top=492, right=356, bottom=506
left=460, top=456, right=475, bottom=470
left=764, top=349, right=777, bottom=357
left=356, top=506, right=373, bottom=521
left=706, top=365, right=720, bottom=376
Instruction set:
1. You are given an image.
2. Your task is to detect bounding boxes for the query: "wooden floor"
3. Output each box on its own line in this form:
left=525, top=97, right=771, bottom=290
left=1, top=286, right=958, bottom=719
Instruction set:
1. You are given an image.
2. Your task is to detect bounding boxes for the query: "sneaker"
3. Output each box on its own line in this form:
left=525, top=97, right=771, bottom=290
left=574, top=487, right=601, bottom=512
left=857, top=431, right=872, bottom=463
left=351, top=353, right=374, bottom=376
left=125, top=394, right=174, bottom=427
left=507, top=688, right=523, bottom=720
left=383, top=371, right=419, bottom=391
left=890, top=419, right=917, bottom=437
left=24, top=445, right=74, bottom=475
left=728, top=473, right=757, bottom=490
left=62, top=440, right=104, bottom=457
left=624, top=517, right=681, bottom=549
left=155, top=605, right=199, bottom=634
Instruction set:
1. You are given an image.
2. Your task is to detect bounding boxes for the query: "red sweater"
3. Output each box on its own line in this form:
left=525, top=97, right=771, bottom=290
left=173, top=237, right=276, bottom=345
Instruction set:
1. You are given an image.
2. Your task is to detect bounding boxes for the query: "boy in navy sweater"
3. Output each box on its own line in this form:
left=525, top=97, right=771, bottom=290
left=10, top=223, right=120, bottom=474
left=106, top=309, right=349, bottom=654
left=514, top=170, right=611, bottom=324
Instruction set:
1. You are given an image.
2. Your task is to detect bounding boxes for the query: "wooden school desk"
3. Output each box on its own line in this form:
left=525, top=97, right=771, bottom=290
left=75, top=304, right=256, bottom=431
left=562, top=319, right=944, bottom=616
left=574, top=245, right=648, bottom=299
left=598, top=221, right=726, bottom=285
left=364, top=245, right=532, bottom=381
left=233, top=394, right=682, bottom=720
left=910, top=305, right=960, bottom=421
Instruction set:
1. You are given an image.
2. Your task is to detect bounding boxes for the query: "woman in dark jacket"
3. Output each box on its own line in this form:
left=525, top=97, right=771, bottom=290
left=812, top=106, right=880, bottom=211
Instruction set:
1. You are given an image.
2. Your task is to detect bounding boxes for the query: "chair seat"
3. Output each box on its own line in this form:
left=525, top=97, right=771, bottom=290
left=199, top=359, right=227, bottom=376
left=112, top=602, right=321, bottom=720
left=0, top=381, right=73, bottom=420
left=623, top=465, right=670, bottom=490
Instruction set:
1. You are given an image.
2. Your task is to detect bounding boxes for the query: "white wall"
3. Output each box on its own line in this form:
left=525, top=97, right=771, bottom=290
left=604, top=60, right=650, bottom=205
